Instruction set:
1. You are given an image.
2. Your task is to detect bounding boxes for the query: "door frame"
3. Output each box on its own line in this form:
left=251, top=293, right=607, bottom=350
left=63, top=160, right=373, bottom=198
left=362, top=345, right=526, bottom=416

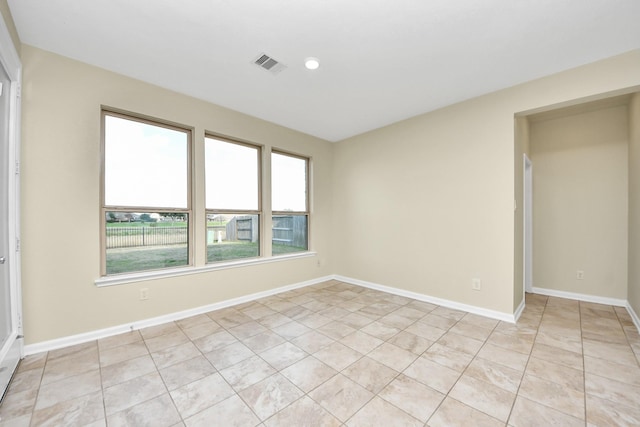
left=0, top=13, right=23, bottom=401
left=523, top=154, right=533, bottom=294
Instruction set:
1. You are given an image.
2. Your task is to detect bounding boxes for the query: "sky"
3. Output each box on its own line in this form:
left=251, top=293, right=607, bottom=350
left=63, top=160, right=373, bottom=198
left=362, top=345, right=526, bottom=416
left=105, top=116, right=307, bottom=212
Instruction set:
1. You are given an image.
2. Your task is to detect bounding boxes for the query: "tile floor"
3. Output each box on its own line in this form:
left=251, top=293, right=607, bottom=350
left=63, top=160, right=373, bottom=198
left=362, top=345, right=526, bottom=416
left=1, top=280, right=640, bottom=426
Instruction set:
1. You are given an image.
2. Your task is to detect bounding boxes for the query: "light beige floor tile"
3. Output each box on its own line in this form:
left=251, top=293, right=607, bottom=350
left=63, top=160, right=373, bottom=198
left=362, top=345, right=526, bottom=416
left=534, top=330, right=582, bottom=354
left=203, top=341, right=254, bottom=371
left=347, top=396, right=423, bottom=427
left=449, top=375, right=516, bottom=422
left=518, top=373, right=585, bottom=419
left=359, top=321, right=401, bottom=340
left=509, top=395, right=584, bottom=427
left=280, top=356, right=337, bottom=393
left=100, top=354, right=157, bottom=388
left=586, top=393, right=640, bottom=427
left=139, top=322, right=182, bottom=340
left=0, top=388, right=37, bottom=421
left=342, top=356, right=399, bottom=393
left=339, top=330, right=384, bottom=354
left=448, top=322, right=493, bottom=341
left=427, top=397, right=503, bottom=427
left=259, top=342, right=307, bottom=370
left=209, top=310, right=254, bottom=329
left=525, top=356, right=584, bottom=392
left=458, top=313, right=499, bottom=330
left=366, top=342, right=417, bottom=371
left=476, top=343, right=529, bottom=372
left=405, top=300, right=438, bottom=313
left=241, top=330, right=286, bottom=353
left=464, top=357, right=523, bottom=393
left=29, top=390, right=104, bottom=427
left=403, top=355, right=460, bottom=394
left=242, top=304, right=278, bottom=320
left=257, top=312, right=293, bottom=328
left=271, top=320, right=311, bottom=339
left=317, top=320, right=356, bottom=340
left=192, top=329, right=238, bottom=353
left=41, top=347, right=99, bottom=385
left=263, top=395, right=341, bottom=427
left=486, top=330, right=534, bottom=355
left=97, top=331, right=142, bottom=351
left=219, top=354, right=276, bottom=391
left=583, top=338, right=639, bottom=367
left=584, top=355, right=640, bottom=386
left=585, top=372, right=640, bottom=410
left=422, top=342, right=474, bottom=372
left=404, top=321, right=447, bottom=342
left=308, top=374, right=374, bottom=422
left=34, top=369, right=102, bottom=410
left=431, top=306, right=466, bottom=321
left=175, top=313, right=214, bottom=330
left=181, top=321, right=223, bottom=341
left=99, top=341, right=149, bottom=367
left=419, top=313, right=458, bottom=330
left=47, top=342, right=97, bottom=361
left=437, top=331, right=484, bottom=356
left=16, top=352, right=47, bottom=373
left=313, top=341, right=363, bottom=371
left=386, top=331, right=432, bottom=354
left=530, top=342, right=584, bottom=371
left=379, top=374, right=444, bottom=422
left=150, top=341, right=201, bottom=370
left=238, top=373, right=303, bottom=420
left=228, top=320, right=268, bottom=340
left=377, top=312, right=417, bottom=329
left=158, top=355, right=216, bottom=391
left=103, top=371, right=166, bottom=415
left=184, top=394, right=260, bottom=427
left=340, top=312, right=375, bottom=329
left=5, top=366, right=43, bottom=394
left=0, top=413, right=32, bottom=426
left=291, top=330, right=335, bottom=353
left=107, top=393, right=180, bottom=427
left=170, top=372, right=235, bottom=418
left=317, top=306, right=351, bottom=321
left=297, top=312, right=334, bottom=329
left=144, top=330, right=190, bottom=353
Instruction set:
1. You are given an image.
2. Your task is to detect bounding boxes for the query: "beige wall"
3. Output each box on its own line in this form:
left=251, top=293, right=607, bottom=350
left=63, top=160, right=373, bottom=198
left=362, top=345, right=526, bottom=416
left=20, top=46, right=334, bottom=344
left=530, top=106, right=629, bottom=299
left=630, top=94, right=640, bottom=314
left=0, top=0, right=20, bottom=55
left=333, top=50, right=640, bottom=315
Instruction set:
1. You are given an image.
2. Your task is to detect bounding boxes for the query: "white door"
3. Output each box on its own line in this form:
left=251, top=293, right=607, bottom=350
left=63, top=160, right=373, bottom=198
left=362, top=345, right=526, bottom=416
left=0, top=22, right=22, bottom=401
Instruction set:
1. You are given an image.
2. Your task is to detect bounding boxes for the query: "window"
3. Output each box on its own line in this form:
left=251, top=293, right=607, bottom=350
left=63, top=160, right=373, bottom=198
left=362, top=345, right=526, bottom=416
left=271, top=151, right=309, bottom=254
left=102, top=111, right=191, bottom=275
left=205, top=136, right=261, bottom=263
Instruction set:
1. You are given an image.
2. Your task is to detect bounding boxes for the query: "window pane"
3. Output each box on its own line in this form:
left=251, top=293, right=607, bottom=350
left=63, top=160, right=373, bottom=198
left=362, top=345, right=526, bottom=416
left=205, top=137, right=258, bottom=210
left=272, top=214, right=307, bottom=254
left=271, top=153, right=307, bottom=212
left=207, top=214, right=259, bottom=262
left=104, top=115, right=188, bottom=208
left=105, top=211, right=189, bottom=274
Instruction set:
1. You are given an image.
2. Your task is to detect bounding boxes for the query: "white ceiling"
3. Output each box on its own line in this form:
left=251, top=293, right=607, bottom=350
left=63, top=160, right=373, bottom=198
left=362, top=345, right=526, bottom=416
left=8, top=0, right=640, bottom=142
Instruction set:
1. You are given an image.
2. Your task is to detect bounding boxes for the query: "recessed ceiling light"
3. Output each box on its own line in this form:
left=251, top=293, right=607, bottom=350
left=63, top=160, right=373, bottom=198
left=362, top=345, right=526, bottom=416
left=304, top=57, right=320, bottom=70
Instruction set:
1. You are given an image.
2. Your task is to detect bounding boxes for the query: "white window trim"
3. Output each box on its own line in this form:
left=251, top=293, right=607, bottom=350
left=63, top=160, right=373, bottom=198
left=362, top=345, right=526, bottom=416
left=94, top=251, right=317, bottom=287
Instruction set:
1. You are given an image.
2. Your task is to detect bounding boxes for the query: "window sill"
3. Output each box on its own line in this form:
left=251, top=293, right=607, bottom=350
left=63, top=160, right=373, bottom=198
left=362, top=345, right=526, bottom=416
left=95, top=251, right=317, bottom=287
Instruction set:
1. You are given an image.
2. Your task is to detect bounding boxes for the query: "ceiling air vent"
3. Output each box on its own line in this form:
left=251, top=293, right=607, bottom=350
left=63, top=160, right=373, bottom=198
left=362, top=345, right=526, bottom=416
left=253, top=53, right=287, bottom=75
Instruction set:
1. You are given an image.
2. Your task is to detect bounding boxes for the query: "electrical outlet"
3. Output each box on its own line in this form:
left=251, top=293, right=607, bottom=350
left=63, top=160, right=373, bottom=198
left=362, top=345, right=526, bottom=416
left=140, top=288, right=149, bottom=300
left=576, top=270, right=584, bottom=280
left=472, top=278, right=482, bottom=291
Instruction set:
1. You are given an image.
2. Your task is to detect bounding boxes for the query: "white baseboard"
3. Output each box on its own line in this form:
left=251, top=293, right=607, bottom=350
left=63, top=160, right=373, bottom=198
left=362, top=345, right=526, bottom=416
left=334, top=275, right=516, bottom=323
left=627, top=302, right=640, bottom=333
left=513, top=298, right=526, bottom=322
left=24, top=275, right=334, bottom=355
left=531, top=287, right=627, bottom=307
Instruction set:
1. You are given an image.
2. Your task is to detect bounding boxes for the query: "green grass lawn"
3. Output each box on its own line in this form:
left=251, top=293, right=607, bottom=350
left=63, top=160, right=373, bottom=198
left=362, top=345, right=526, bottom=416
left=106, top=242, right=306, bottom=274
